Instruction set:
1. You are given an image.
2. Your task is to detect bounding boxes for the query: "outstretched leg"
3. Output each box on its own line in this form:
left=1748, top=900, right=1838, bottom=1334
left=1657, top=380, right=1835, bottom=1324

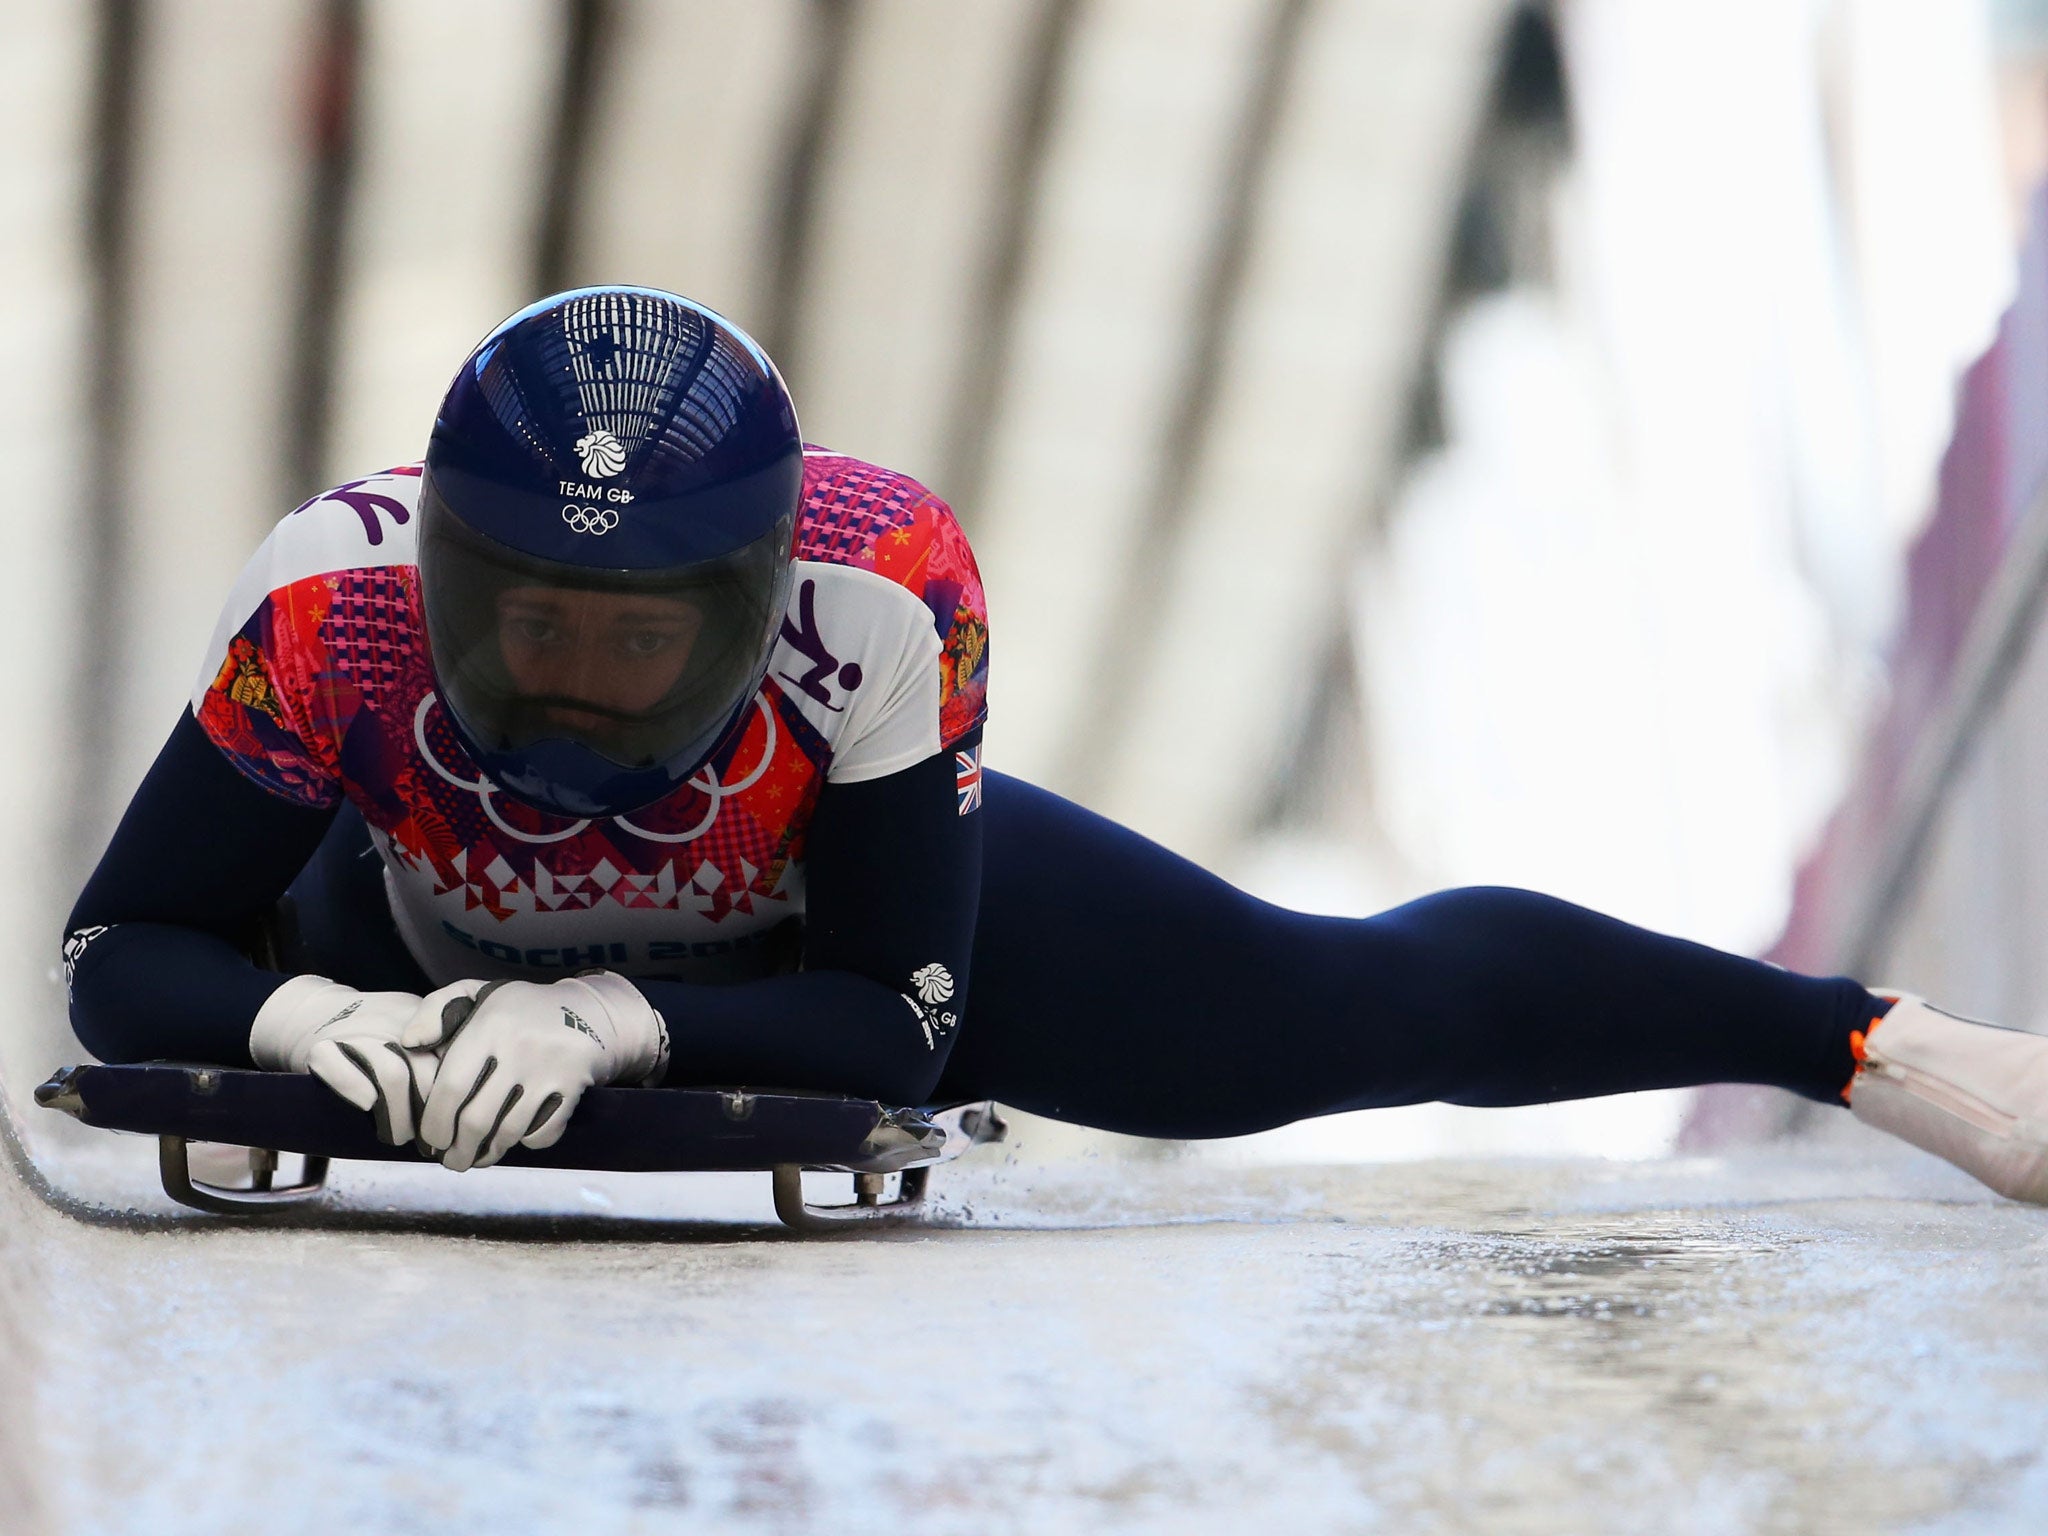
left=939, top=772, right=1871, bottom=1138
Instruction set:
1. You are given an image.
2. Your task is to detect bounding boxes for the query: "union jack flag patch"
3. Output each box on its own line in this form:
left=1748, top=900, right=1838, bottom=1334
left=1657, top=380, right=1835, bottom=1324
left=954, top=744, right=983, bottom=816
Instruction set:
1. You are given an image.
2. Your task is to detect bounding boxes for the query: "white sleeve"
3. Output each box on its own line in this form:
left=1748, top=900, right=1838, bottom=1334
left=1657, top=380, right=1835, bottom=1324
left=818, top=568, right=945, bottom=785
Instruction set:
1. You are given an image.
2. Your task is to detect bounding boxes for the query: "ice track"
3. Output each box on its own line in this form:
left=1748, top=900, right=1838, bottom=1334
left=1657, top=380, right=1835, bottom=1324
left=4, top=1087, right=2048, bottom=1534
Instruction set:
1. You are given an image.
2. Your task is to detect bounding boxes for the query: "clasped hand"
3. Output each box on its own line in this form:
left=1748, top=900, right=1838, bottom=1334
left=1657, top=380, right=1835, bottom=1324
left=250, top=971, right=669, bottom=1171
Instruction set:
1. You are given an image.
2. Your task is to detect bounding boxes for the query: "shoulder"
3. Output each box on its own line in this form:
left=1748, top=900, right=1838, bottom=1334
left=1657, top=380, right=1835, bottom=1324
left=209, top=464, right=423, bottom=638
left=797, top=444, right=987, bottom=647
left=189, top=465, right=426, bottom=718
left=790, top=448, right=989, bottom=755
left=269, top=464, right=424, bottom=580
left=797, top=448, right=980, bottom=604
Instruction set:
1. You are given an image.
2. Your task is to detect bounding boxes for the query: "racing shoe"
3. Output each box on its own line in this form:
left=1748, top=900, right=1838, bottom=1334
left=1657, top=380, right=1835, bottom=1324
left=1847, top=994, right=2048, bottom=1203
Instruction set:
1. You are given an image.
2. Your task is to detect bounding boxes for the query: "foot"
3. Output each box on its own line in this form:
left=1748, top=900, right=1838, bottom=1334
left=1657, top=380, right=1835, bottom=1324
left=1848, top=994, right=2048, bottom=1203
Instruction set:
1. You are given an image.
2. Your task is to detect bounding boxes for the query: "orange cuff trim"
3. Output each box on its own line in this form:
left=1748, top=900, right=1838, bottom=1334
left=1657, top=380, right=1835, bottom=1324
left=1840, top=1026, right=1873, bottom=1104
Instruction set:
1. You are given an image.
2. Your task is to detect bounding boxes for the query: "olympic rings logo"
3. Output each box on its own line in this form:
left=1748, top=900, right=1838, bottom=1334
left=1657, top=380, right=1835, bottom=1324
left=562, top=503, right=619, bottom=536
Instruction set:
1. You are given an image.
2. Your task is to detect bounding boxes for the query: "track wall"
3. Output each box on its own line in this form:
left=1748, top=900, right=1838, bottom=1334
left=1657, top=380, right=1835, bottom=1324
left=0, top=1095, right=51, bottom=1536
left=1720, top=182, right=2048, bottom=1134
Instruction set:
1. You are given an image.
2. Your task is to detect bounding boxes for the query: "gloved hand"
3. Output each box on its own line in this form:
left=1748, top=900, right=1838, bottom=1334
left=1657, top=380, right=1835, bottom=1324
left=402, top=972, right=670, bottom=1172
left=248, top=974, right=437, bottom=1146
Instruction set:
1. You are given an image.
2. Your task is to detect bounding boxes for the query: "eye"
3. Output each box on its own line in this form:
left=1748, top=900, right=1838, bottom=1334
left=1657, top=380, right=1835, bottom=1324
left=510, top=616, right=559, bottom=645
left=620, top=630, right=675, bottom=657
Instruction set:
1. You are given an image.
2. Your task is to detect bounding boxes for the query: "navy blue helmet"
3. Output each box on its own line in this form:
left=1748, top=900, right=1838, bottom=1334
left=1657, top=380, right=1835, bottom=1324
left=418, top=287, right=802, bottom=819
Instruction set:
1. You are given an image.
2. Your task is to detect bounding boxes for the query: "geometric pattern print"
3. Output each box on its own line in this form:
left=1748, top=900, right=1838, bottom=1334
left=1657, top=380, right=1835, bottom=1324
left=200, top=450, right=967, bottom=931
left=798, top=449, right=924, bottom=561
left=324, top=566, right=417, bottom=694
left=200, top=576, right=827, bottom=931
left=195, top=620, right=343, bottom=809
left=382, top=681, right=828, bottom=926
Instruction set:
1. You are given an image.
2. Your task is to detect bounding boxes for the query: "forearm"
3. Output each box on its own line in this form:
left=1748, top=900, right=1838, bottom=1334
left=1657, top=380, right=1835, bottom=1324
left=638, top=969, right=956, bottom=1104
left=63, top=710, right=339, bottom=1065
left=649, top=740, right=984, bottom=1105
left=65, top=922, right=285, bottom=1066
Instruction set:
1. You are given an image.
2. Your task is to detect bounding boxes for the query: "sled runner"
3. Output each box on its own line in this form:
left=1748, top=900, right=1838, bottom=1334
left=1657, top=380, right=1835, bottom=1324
left=33, top=1062, right=1005, bottom=1233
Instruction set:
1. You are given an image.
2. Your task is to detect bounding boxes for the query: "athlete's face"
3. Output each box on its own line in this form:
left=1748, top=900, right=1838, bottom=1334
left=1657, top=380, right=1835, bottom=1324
left=495, top=585, right=703, bottom=733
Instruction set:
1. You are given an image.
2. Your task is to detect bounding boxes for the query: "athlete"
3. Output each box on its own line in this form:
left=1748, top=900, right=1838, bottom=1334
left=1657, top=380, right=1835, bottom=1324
left=61, top=286, right=2048, bottom=1199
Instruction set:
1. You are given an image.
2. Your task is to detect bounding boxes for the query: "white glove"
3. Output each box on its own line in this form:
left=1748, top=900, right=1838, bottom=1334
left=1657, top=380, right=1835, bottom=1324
left=402, top=972, right=669, bottom=1172
left=248, top=975, right=437, bottom=1146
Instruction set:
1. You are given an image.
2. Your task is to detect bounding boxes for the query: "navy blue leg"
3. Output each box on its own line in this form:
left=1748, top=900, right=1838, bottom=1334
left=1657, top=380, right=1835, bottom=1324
left=937, top=771, right=1871, bottom=1138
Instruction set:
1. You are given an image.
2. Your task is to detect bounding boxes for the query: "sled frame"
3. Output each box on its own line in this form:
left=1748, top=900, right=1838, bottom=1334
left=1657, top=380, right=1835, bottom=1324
left=771, top=1164, right=933, bottom=1231
left=35, top=1063, right=1003, bottom=1232
left=158, top=1135, right=333, bottom=1214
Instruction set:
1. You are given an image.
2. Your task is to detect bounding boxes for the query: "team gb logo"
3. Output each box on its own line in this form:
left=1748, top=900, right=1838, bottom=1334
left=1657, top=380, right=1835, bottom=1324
left=911, top=964, right=954, bottom=1005
left=904, top=963, right=958, bottom=1051
left=576, top=429, right=626, bottom=479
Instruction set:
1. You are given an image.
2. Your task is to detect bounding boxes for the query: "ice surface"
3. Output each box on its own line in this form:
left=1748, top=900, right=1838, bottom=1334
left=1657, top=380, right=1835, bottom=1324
left=3, top=1089, right=2047, bottom=1534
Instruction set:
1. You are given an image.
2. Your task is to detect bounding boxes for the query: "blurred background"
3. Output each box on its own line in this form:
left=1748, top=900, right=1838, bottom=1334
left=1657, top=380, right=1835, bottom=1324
left=4, top=0, right=2046, bottom=1167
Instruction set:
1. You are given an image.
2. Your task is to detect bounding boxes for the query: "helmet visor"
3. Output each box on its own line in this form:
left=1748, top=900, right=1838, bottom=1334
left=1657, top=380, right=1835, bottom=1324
left=419, top=481, right=794, bottom=777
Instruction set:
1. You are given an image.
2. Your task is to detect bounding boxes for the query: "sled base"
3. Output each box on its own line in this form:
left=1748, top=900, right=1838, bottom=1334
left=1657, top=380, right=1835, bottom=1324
left=36, top=1063, right=1003, bottom=1233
